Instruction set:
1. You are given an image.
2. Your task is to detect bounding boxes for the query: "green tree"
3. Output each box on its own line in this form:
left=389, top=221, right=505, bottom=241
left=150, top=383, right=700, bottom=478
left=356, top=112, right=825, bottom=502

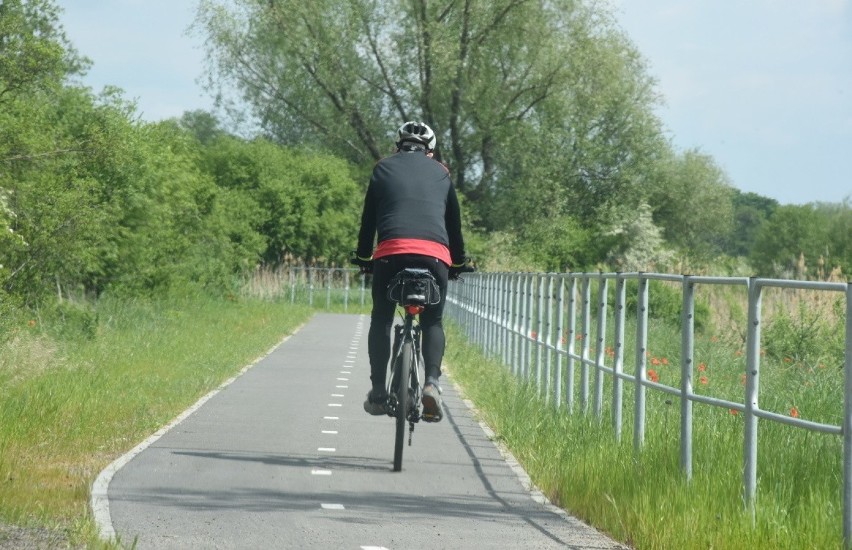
left=647, top=149, right=735, bottom=258
left=749, top=204, right=844, bottom=278
left=726, top=190, right=778, bottom=257
left=606, top=203, right=673, bottom=271
left=1, top=0, right=94, bottom=304
left=0, top=0, right=87, bottom=103
left=195, top=0, right=665, bottom=203
left=197, top=134, right=361, bottom=265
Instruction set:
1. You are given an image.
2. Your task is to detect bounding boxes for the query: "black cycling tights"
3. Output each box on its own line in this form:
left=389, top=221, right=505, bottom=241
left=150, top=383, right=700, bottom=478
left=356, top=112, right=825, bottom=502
left=367, top=254, right=449, bottom=391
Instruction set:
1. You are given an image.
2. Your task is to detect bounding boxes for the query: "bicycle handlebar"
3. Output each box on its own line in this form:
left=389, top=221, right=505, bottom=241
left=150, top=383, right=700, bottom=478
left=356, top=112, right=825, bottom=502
left=350, top=251, right=476, bottom=279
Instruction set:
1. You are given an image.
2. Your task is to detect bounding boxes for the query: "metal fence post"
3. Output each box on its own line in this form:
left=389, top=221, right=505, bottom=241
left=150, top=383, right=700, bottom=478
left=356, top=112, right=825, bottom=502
left=567, top=277, right=577, bottom=413
left=744, top=277, right=762, bottom=521
left=536, top=274, right=546, bottom=395
left=844, top=281, right=852, bottom=548
left=555, top=275, right=565, bottom=410
left=326, top=269, right=332, bottom=309
left=613, top=274, right=626, bottom=441
left=594, top=276, right=608, bottom=420
left=344, top=270, right=350, bottom=312
left=681, top=276, right=695, bottom=481
left=581, top=276, right=592, bottom=413
left=545, top=274, right=555, bottom=405
left=634, top=275, right=649, bottom=450
left=501, top=274, right=510, bottom=368
left=524, top=274, right=533, bottom=381
left=308, top=268, right=314, bottom=307
left=513, top=274, right=523, bottom=378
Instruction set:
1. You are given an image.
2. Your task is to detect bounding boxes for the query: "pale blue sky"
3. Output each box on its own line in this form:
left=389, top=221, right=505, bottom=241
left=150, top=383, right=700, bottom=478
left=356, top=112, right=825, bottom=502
left=57, top=1, right=851, bottom=206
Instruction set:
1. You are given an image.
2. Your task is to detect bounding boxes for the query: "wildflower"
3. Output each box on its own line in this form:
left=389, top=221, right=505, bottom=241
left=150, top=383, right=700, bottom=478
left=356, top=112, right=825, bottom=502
left=729, top=409, right=739, bottom=416
left=740, top=373, right=747, bottom=385
left=790, top=407, right=799, bottom=418
left=647, top=369, right=659, bottom=383
left=698, top=363, right=707, bottom=372
left=530, top=331, right=538, bottom=339
left=699, top=376, right=708, bottom=385
left=661, top=358, right=669, bottom=365
left=735, top=350, right=743, bottom=357
left=651, top=357, right=661, bottom=366
left=27, top=319, right=36, bottom=327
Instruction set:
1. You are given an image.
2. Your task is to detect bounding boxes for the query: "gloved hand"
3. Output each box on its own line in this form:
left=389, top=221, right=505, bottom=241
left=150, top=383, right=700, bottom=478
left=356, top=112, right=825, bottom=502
left=449, top=259, right=475, bottom=280
left=349, top=251, right=373, bottom=274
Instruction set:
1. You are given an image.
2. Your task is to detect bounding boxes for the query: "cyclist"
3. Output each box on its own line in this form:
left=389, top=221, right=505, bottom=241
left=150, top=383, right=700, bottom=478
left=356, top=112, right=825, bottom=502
left=352, top=121, right=468, bottom=423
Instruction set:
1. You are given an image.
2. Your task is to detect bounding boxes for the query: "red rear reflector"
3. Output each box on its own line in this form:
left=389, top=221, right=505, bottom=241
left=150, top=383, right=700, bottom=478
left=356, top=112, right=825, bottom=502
left=405, top=305, right=425, bottom=315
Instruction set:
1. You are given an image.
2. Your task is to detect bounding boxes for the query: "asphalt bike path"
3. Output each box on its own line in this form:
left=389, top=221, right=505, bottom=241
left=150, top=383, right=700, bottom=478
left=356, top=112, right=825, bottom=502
left=102, top=313, right=625, bottom=549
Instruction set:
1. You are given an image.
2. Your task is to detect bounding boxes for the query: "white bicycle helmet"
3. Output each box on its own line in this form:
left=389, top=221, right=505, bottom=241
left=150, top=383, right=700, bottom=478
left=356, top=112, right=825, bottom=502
left=397, top=121, right=436, bottom=151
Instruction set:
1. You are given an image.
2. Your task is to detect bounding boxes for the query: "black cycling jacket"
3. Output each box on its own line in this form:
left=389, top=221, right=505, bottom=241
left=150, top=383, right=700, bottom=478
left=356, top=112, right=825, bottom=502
left=356, top=150, right=466, bottom=265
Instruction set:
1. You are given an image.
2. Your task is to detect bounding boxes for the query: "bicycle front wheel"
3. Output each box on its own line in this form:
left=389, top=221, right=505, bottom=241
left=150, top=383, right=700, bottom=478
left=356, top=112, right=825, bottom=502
left=393, top=341, right=412, bottom=472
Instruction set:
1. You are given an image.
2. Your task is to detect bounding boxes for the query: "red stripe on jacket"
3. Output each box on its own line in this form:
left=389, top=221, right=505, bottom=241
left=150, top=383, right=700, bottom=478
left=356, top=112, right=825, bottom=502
left=373, top=238, right=451, bottom=266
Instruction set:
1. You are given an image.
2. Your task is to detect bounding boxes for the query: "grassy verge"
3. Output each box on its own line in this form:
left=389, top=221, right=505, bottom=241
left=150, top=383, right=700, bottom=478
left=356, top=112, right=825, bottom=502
left=0, top=294, right=313, bottom=547
left=444, top=322, right=844, bottom=549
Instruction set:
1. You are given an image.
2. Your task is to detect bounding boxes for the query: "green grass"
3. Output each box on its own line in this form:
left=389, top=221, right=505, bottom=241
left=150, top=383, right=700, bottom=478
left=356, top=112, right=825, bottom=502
left=444, top=321, right=845, bottom=549
left=0, top=294, right=313, bottom=547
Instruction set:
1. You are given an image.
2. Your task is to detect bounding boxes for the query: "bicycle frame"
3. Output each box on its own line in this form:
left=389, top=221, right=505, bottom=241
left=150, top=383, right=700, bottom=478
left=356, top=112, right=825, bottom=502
left=383, top=267, right=440, bottom=471
left=387, top=305, right=425, bottom=427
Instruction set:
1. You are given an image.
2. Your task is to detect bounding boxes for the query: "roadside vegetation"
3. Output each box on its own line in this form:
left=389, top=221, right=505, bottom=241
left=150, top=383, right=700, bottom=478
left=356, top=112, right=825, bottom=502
left=0, top=294, right=312, bottom=546
left=444, top=277, right=847, bottom=549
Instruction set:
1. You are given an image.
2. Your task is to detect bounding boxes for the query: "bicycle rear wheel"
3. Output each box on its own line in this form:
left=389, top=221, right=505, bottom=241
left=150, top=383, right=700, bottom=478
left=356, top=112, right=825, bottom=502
left=393, top=341, right=412, bottom=472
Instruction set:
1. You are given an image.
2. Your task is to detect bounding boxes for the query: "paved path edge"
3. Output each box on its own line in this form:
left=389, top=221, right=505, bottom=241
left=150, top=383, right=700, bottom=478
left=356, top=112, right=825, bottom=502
left=89, top=326, right=304, bottom=543
left=447, top=369, right=628, bottom=548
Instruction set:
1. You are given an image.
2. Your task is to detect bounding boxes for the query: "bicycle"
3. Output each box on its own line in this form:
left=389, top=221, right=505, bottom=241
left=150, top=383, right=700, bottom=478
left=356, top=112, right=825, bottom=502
left=350, top=255, right=474, bottom=471
left=384, top=267, right=441, bottom=471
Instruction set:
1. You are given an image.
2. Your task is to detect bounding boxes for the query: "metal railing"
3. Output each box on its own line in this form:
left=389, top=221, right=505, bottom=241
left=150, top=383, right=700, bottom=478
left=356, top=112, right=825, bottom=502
left=446, top=271, right=852, bottom=544
left=241, top=267, right=368, bottom=310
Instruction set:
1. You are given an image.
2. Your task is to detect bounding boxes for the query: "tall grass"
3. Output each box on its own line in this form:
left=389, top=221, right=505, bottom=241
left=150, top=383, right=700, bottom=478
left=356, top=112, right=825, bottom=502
left=444, top=302, right=846, bottom=549
left=0, top=293, right=312, bottom=545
